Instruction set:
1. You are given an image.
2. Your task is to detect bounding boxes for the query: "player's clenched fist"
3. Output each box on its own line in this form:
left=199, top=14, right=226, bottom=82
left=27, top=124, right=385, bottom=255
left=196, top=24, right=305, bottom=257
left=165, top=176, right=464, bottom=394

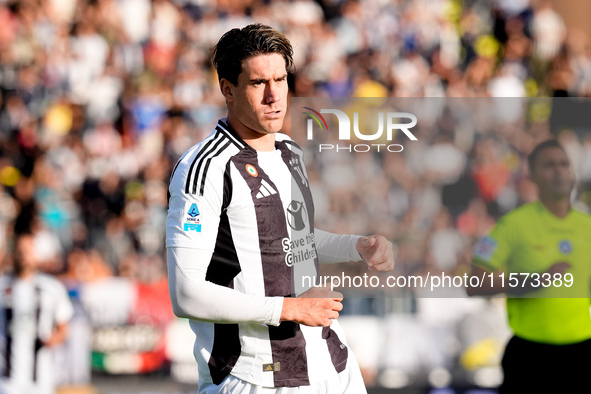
left=356, top=235, right=395, bottom=272
left=280, top=287, right=343, bottom=327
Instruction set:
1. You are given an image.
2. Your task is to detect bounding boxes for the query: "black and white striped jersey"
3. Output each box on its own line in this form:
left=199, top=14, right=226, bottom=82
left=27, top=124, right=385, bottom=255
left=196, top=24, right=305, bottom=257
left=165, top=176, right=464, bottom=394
left=0, top=273, right=73, bottom=393
left=166, top=119, right=350, bottom=387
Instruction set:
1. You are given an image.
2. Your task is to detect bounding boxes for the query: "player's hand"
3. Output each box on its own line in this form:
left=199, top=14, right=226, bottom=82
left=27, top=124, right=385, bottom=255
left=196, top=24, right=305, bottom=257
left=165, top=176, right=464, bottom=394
left=508, top=262, right=572, bottom=296
left=356, top=235, right=395, bottom=272
left=545, top=261, right=571, bottom=275
left=280, top=287, right=343, bottom=327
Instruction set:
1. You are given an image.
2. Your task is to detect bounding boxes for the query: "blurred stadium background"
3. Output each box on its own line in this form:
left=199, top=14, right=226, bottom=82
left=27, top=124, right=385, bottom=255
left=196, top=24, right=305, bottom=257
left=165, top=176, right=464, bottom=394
left=0, top=0, right=590, bottom=393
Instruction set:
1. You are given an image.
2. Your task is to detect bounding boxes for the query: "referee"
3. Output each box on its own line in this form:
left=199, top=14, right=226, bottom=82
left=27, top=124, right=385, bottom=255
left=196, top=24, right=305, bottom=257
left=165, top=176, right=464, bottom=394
left=467, top=139, right=591, bottom=393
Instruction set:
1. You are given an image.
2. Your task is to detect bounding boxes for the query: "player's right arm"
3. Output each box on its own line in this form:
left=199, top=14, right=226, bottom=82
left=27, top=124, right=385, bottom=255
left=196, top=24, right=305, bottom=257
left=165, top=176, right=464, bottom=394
left=167, top=247, right=282, bottom=324
left=280, top=287, right=343, bottom=326
left=166, top=147, right=340, bottom=327
left=168, top=247, right=342, bottom=326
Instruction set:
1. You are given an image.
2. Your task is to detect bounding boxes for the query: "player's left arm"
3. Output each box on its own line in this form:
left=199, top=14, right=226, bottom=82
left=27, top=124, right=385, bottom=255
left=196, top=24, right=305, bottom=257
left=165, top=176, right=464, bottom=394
left=44, top=322, right=68, bottom=347
left=314, top=229, right=394, bottom=272
left=45, top=280, right=74, bottom=347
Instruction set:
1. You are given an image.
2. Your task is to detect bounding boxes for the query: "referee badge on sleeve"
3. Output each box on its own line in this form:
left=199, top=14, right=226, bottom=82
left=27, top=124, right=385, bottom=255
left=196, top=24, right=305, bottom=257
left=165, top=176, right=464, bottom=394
left=474, top=236, right=497, bottom=262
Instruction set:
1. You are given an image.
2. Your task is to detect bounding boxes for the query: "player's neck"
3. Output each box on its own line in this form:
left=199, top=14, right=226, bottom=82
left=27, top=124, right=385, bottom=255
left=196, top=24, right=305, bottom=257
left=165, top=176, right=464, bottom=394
left=226, top=116, right=276, bottom=152
left=14, top=267, right=35, bottom=280
left=539, top=196, right=570, bottom=218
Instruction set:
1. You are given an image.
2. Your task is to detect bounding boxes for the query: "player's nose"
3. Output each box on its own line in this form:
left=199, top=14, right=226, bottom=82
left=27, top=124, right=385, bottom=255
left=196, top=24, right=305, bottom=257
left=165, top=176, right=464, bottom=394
left=265, top=83, right=280, bottom=104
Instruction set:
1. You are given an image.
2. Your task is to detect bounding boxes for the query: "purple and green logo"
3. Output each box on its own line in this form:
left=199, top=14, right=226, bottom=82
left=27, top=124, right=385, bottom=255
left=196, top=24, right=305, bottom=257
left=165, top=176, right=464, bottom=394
left=302, top=106, right=418, bottom=153
left=302, top=107, right=328, bottom=139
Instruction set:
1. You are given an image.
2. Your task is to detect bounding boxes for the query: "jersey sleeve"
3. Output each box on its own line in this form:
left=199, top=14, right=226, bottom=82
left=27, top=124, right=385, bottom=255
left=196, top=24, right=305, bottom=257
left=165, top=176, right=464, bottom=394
left=53, top=279, right=74, bottom=324
left=167, top=247, right=284, bottom=325
left=314, top=229, right=363, bottom=264
left=472, top=215, right=515, bottom=272
left=166, top=155, right=228, bottom=251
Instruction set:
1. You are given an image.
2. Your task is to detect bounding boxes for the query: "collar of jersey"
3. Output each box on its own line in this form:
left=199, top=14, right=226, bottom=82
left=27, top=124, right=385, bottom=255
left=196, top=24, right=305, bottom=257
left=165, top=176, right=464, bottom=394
left=217, top=119, right=257, bottom=153
left=218, top=118, right=285, bottom=155
left=535, top=199, right=573, bottom=222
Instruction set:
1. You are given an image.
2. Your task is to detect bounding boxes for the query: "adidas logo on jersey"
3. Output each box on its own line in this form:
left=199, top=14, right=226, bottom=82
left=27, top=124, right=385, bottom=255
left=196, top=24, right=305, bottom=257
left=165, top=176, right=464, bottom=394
left=256, top=179, right=277, bottom=199
left=262, top=362, right=281, bottom=372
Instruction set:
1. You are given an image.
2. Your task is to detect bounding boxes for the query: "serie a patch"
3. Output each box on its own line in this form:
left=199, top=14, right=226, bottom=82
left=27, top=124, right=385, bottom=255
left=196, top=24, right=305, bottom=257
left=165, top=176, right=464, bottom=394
left=186, top=203, right=200, bottom=220
left=183, top=202, right=201, bottom=232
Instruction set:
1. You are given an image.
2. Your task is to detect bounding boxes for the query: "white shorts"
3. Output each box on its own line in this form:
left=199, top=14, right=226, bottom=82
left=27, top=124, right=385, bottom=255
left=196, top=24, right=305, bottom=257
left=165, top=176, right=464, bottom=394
left=199, top=350, right=367, bottom=394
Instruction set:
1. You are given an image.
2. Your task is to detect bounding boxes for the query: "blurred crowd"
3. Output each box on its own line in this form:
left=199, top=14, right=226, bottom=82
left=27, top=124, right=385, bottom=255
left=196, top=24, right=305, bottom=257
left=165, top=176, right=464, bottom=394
left=1, top=0, right=588, bottom=284
left=301, top=97, right=591, bottom=291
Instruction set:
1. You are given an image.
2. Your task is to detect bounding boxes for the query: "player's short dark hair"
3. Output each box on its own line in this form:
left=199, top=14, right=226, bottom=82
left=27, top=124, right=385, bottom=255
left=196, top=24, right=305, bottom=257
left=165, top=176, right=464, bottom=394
left=212, top=23, right=293, bottom=86
left=528, top=139, right=567, bottom=172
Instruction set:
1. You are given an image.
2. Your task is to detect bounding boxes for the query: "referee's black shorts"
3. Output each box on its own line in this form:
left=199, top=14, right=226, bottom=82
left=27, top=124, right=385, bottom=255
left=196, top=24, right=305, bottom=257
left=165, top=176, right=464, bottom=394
left=500, top=335, right=591, bottom=393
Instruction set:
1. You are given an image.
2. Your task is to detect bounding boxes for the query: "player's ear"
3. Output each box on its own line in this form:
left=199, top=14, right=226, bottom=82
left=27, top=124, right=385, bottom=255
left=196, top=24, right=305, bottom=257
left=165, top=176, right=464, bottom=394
left=220, top=78, right=235, bottom=103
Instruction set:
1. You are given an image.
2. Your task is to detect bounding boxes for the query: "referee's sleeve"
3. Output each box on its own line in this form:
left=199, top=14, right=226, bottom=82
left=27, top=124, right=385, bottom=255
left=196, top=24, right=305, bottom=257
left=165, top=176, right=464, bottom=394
left=472, top=216, right=514, bottom=272
left=54, top=280, right=74, bottom=324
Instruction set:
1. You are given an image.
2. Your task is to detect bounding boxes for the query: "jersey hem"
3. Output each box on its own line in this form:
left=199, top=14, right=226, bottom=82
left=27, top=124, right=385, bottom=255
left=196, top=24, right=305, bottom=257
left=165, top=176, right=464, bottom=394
left=512, top=332, right=591, bottom=346
left=471, top=258, right=499, bottom=272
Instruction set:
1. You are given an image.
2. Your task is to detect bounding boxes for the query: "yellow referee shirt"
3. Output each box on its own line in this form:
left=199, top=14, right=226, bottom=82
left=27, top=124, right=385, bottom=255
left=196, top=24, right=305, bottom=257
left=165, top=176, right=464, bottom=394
left=473, top=201, right=591, bottom=345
